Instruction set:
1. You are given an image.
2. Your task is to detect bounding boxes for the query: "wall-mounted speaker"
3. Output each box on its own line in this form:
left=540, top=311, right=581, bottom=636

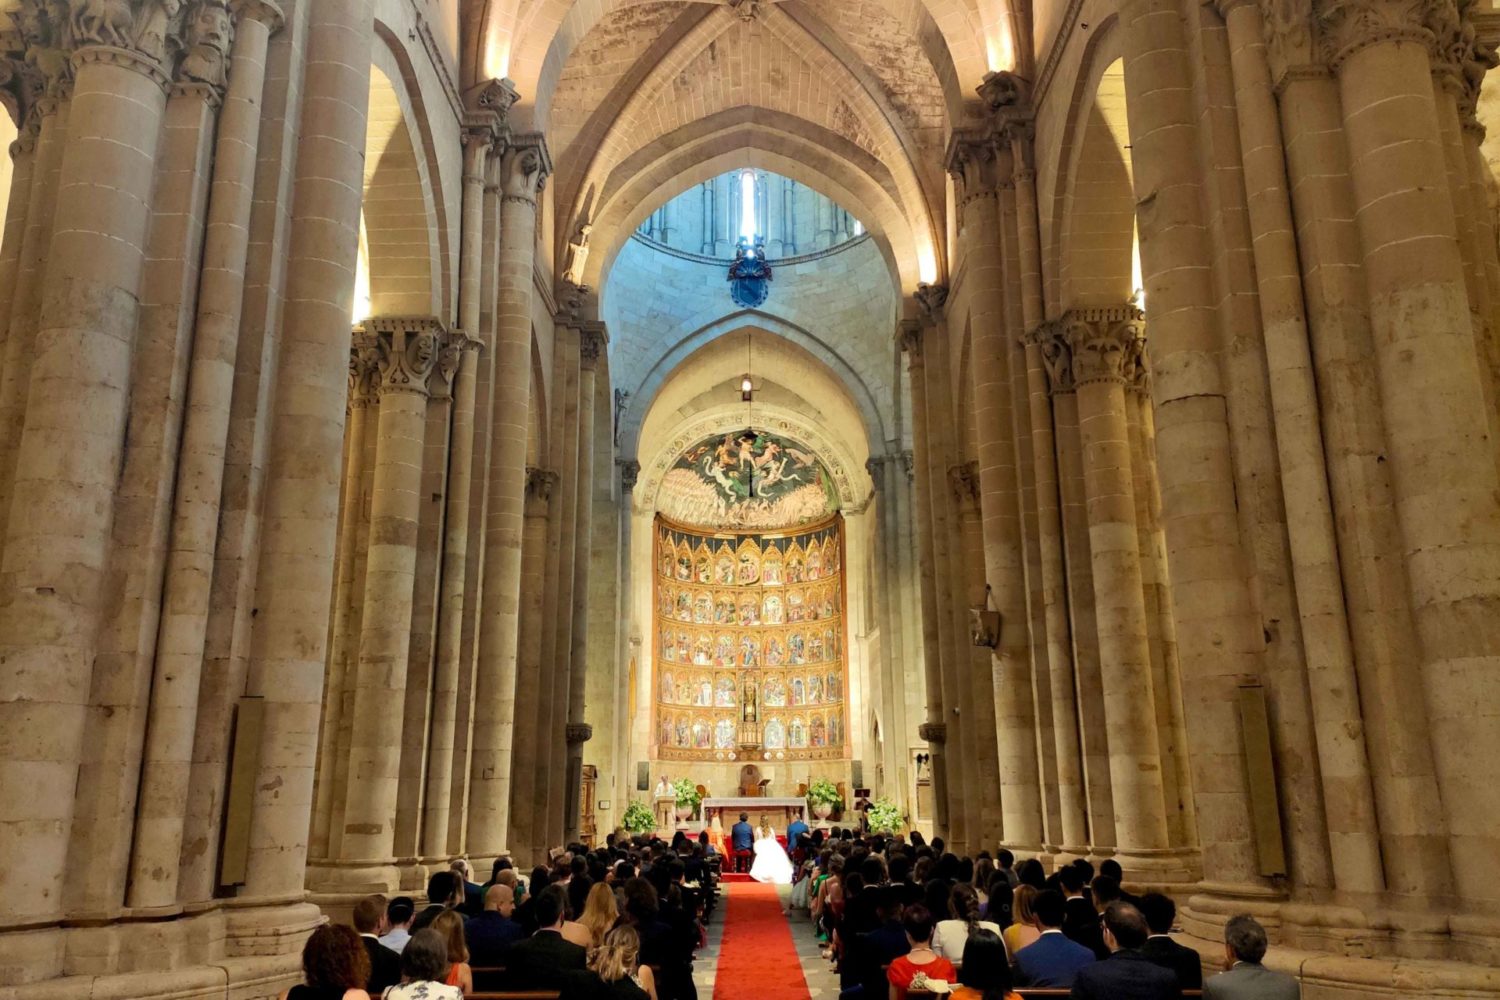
left=851, top=760, right=863, bottom=788
left=637, top=761, right=651, bottom=791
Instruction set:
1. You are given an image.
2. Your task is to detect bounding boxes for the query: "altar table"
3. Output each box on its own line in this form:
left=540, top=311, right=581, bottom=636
left=700, top=796, right=808, bottom=831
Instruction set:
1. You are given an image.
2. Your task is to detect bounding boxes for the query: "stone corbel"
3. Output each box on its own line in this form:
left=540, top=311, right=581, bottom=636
left=898, top=319, right=925, bottom=369
left=366, top=316, right=445, bottom=395
left=901, top=450, right=915, bottom=482
left=914, top=283, right=948, bottom=326
left=918, top=721, right=948, bottom=744
left=175, top=0, right=233, bottom=92
left=428, top=329, right=476, bottom=400
left=1058, top=305, right=1146, bottom=386
left=948, top=460, right=980, bottom=510
left=977, top=69, right=1031, bottom=112
left=565, top=723, right=594, bottom=745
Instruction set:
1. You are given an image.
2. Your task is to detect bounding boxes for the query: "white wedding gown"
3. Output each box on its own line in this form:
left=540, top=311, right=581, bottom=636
left=749, top=828, right=794, bottom=884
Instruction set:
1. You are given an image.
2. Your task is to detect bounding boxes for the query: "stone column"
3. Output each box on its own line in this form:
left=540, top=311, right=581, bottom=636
left=469, top=135, right=550, bottom=860
left=130, top=0, right=283, bottom=909
left=320, top=319, right=438, bottom=887
left=420, top=119, right=494, bottom=858
left=0, top=131, right=35, bottom=355
left=1218, top=0, right=1383, bottom=892
left=900, top=321, right=949, bottom=838
left=917, top=303, right=974, bottom=852
left=566, top=325, right=605, bottom=844
left=1121, top=0, right=1270, bottom=888
left=510, top=466, right=557, bottom=861
left=998, top=118, right=1090, bottom=855
left=1058, top=307, right=1173, bottom=873
left=0, top=25, right=172, bottom=934
left=240, top=0, right=374, bottom=900
left=948, top=460, right=1005, bottom=845
left=1039, top=331, right=1116, bottom=854
left=1318, top=0, right=1500, bottom=898
left=945, top=135, right=1043, bottom=851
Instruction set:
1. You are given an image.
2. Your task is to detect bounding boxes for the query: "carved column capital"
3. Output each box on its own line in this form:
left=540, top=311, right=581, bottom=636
left=618, top=459, right=640, bottom=493
left=865, top=455, right=889, bottom=486
left=69, top=0, right=225, bottom=87
left=899, top=320, right=925, bottom=370
left=902, top=450, right=916, bottom=482
left=1314, top=0, right=1438, bottom=68
left=918, top=721, right=948, bottom=744
left=349, top=331, right=383, bottom=409
left=366, top=317, right=445, bottom=396
left=229, top=0, right=284, bottom=30
left=428, top=330, right=476, bottom=400
left=499, top=132, right=552, bottom=206
left=526, top=466, right=558, bottom=517
left=579, top=323, right=607, bottom=371
left=1027, top=322, right=1075, bottom=396
left=1058, top=306, right=1146, bottom=386
left=566, top=723, right=594, bottom=745
left=945, top=129, right=1001, bottom=208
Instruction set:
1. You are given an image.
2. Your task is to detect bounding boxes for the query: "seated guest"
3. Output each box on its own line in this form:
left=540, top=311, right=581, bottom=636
left=379, top=897, right=415, bottom=954
left=841, top=886, right=909, bottom=997
left=731, top=812, right=755, bottom=872
left=513, top=867, right=552, bottom=933
left=984, top=877, right=1013, bottom=929
left=951, top=929, right=1021, bottom=1000
left=1139, top=892, right=1203, bottom=991
left=431, top=910, right=473, bottom=994
left=451, top=859, right=485, bottom=918
left=412, top=872, right=461, bottom=933
left=1204, top=914, right=1300, bottom=1000
left=590, top=925, right=660, bottom=1000
left=1015, top=859, right=1046, bottom=891
left=932, top=884, right=1002, bottom=968
left=352, top=894, right=402, bottom=994
left=579, top=881, right=621, bottom=948
left=1013, top=890, right=1095, bottom=989
left=507, top=884, right=589, bottom=990
left=481, top=856, right=514, bottom=897
left=1058, top=867, right=1106, bottom=959
left=465, top=883, right=524, bottom=969
left=623, top=876, right=696, bottom=1000
left=887, top=904, right=957, bottom=1000
left=278, top=924, right=371, bottom=1000
left=1068, top=902, right=1178, bottom=1000
left=381, top=927, right=461, bottom=999
left=1097, top=859, right=1141, bottom=906
left=1002, top=885, right=1040, bottom=957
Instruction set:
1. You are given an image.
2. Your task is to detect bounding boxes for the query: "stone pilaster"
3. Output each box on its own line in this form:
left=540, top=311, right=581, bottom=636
left=510, top=465, right=557, bottom=862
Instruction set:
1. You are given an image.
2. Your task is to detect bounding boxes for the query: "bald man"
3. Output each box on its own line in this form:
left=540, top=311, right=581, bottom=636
left=465, top=883, right=525, bottom=968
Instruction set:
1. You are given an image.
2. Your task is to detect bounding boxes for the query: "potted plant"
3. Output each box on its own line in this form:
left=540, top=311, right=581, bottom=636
left=806, top=777, right=843, bottom=823
left=672, top=778, right=702, bottom=824
left=622, top=800, right=656, bottom=835
left=866, top=797, right=904, bottom=835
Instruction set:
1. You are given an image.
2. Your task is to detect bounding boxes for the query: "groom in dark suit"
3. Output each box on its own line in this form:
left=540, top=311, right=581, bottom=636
left=731, top=812, right=755, bottom=872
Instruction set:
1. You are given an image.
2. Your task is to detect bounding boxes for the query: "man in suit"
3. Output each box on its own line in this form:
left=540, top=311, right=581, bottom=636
left=786, top=810, right=809, bottom=848
left=1059, top=866, right=1107, bottom=959
left=1204, top=914, right=1300, bottom=1000
left=452, top=858, right=485, bottom=917
left=412, top=871, right=462, bottom=932
left=352, top=894, right=402, bottom=994
left=1014, top=890, right=1096, bottom=989
left=465, top=884, right=525, bottom=969
left=505, top=885, right=590, bottom=990
left=731, top=812, right=755, bottom=873
left=1069, top=902, right=1180, bottom=1000
left=1139, top=892, right=1204, bottom=991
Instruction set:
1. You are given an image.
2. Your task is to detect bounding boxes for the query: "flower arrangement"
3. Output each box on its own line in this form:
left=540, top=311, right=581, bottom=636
left=806, top=777, right=843, bottom=812
left=865, top=797, right=904, bottom=834
left=672, top=777, right=703, bottom=811
left=622, top=799, right=657, bottom=834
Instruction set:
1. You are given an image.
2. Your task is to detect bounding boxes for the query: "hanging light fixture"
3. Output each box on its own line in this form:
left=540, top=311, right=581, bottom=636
left=741, top=332, right=754, bottom=403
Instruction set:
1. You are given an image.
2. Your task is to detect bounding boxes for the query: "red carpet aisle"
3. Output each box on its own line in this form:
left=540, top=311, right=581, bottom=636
left=712, top=883, right=812, bottom=1000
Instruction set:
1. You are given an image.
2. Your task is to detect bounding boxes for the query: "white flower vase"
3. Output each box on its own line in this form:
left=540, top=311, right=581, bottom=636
left=675, top=804, right=695, bottom=829
left=812, top=801, right=834, bottom=828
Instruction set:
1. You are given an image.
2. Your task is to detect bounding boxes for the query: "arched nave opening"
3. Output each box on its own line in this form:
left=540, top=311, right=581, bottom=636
left=1, top=0, right=1500, bottom=998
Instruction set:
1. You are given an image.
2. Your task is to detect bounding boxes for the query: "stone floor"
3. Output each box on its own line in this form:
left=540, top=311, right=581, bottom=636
left=693, top=883, right=841, bottom=1000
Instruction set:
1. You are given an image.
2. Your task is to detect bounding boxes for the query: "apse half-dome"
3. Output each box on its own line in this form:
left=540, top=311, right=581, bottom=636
left=657, top=429, right=840, bottom=531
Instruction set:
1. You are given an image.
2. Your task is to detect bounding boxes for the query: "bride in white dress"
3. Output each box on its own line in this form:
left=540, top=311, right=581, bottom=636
left=748, top=820, right=794, bottom=884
